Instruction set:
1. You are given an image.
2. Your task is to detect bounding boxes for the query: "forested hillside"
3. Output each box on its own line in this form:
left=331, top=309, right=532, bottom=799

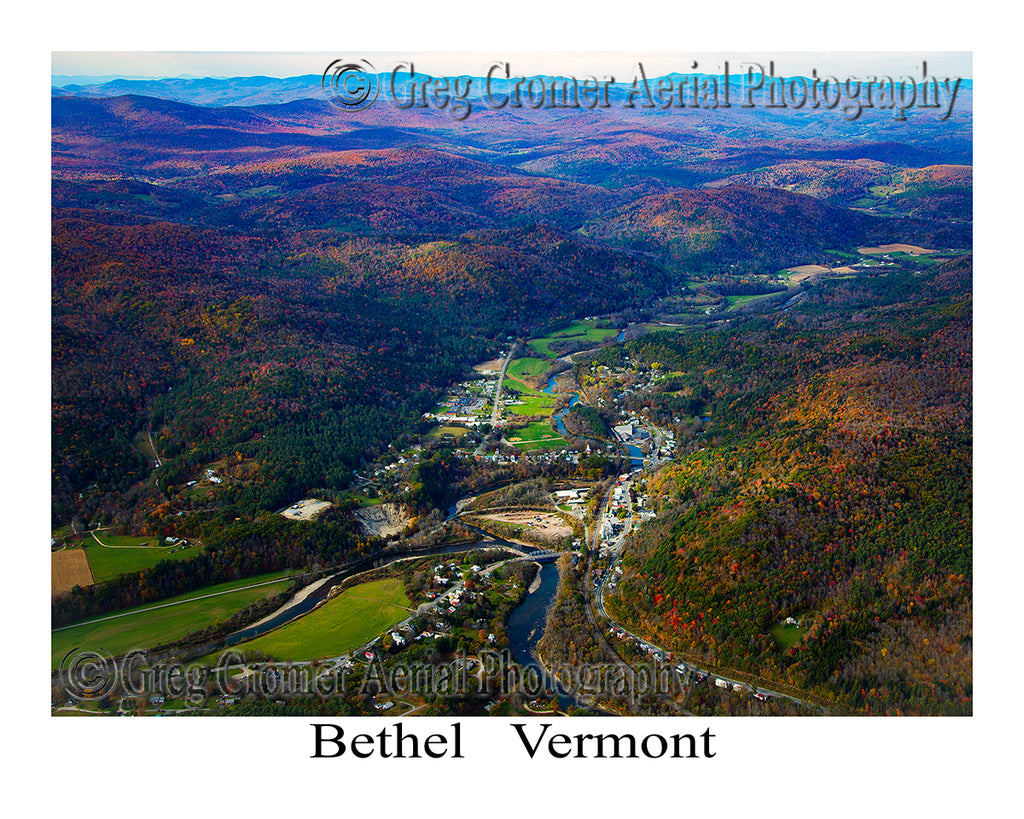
left=605, top=257, right=972, bottom=714
left=52, top=84, right=972, bottom=716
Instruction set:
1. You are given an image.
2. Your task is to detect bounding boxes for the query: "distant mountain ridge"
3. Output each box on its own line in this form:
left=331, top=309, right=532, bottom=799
left=52, top=71, right=973, bottom=113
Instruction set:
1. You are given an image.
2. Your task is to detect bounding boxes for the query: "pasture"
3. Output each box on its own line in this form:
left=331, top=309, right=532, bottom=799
left=507, top=357, right=550, bottom=381
left=84, top=532, right=196, bottom=583
left=528, top=320, right=618, bottom=358
left=235, top=577, right=411, bottom=661
left=51, top=571, right=295, bottom=669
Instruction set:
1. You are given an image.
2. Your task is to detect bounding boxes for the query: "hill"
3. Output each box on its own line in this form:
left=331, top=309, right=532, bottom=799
left=603, top=256, right=972, bottom=714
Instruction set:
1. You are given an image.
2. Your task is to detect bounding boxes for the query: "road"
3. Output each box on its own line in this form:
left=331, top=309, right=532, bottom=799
left=562, top=440, right=831, bottom=714
left=491, top=342, right=518, bottom=427
left=474, top=342, right=518, bottom=456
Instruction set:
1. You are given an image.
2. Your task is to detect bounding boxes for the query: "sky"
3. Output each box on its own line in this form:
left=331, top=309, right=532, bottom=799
left=52, top=51, right=973, bottom=81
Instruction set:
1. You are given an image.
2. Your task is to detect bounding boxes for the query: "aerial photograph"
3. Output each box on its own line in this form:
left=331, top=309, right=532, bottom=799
left=51, top=50, right=973, bottom=721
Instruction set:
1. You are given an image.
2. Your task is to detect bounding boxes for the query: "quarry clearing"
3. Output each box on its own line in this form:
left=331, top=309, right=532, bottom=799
left=353, top=502, right=411, bottom=538
left=786, top=264, right=831, bottom=282
left=786, top=263, right=862, bottom=283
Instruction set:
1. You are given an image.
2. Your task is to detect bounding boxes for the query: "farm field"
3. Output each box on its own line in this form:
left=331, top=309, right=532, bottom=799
left=857, top=243, right=936, bottom=255
left=82, top=532, right=197, bottom=583
left=234, top=577, right=411, bottom=661
left=528, top=320, right=618, bottom=358
left=52, top=549, right=94, bottom=597
left=726, top=292, right=779, bottom=308
left=642, top=323, right=688, bottom=334
left=51, top=570, right=295, bottom=669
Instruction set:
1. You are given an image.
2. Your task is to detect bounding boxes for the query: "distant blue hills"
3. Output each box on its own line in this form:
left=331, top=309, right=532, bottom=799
left=52, top=72, right=973, bottom=109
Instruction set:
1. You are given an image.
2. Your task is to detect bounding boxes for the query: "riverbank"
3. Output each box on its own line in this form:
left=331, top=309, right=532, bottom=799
left=242, top=576, right=332, bottom=631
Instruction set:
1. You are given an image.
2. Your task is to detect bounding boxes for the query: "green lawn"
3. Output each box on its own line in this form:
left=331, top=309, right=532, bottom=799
left=234, top=577, right=411, bottom=661
left=769, top=621, right=805, bottom=651
left=51, top=571, right=295, bottom=669
left=516, top=438, right=569, bottom=451
left=83, top=533, right=198, bottom=583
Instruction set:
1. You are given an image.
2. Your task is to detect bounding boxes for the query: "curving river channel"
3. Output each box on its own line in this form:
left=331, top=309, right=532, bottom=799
left=544, top=375, right=644, bottom=469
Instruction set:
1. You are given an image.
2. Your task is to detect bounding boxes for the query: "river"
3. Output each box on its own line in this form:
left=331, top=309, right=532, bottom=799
left=504, top=559, right=587, bottom=709
left=505, top=560, right=560, bottom=672
left=544, top=373, right=643, bottom=469
left=225, top=541, right=499, bottom=645
left=221, top=527, right=581, bottom=705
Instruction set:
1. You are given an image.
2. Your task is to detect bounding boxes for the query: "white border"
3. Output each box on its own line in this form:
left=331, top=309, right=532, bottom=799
left=16, top=0, right=1017, bottom=812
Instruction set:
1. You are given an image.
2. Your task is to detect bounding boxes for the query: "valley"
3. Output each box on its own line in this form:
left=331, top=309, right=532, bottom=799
left=50, top=72, right=972, bottom=717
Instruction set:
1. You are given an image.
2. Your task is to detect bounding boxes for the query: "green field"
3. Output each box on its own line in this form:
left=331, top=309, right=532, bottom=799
left=51, top=571, right=295, bottom=669
left=507, top=420, right=565, bottom=450
left=349, top=494, right=383, bottom=506
left=642, top=323, right=688, bottom=334
left=507, top=357, right=549, bottom=379
left=429, top=425, right=471, bottom=439
left=506, top=391, right=556, bottom=416
left=769, top=621, right=805, bottom=651
left=234, top=577, right=411, bottom=661
left=725, top=293, right=776, bottom=307
left=336, top=491, right=382, bottom=506
left=528, top=321, right=618, bottom=358
left=516, top=437, right=569, bottom=451
left=504, top=362, right=557, bottom=418
left=82, top=533, right=198, bottom=583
